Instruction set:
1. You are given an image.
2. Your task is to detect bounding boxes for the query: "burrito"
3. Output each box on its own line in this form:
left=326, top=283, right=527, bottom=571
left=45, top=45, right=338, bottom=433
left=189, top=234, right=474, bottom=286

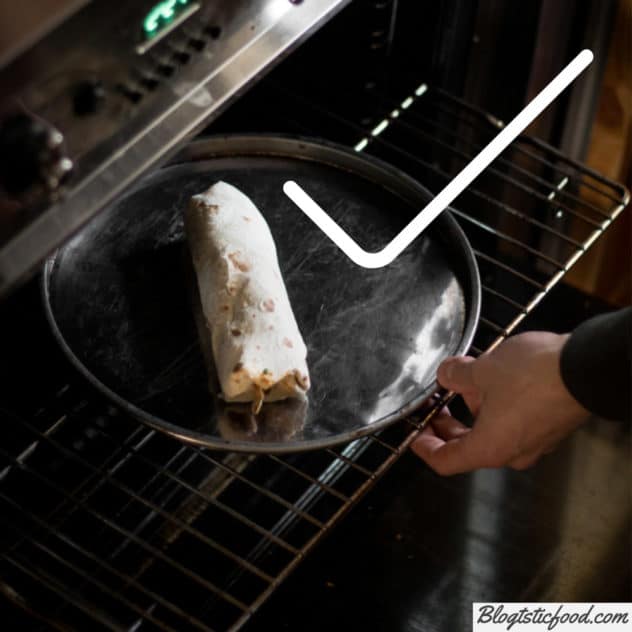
left=184, top=181, right=310, bottom=413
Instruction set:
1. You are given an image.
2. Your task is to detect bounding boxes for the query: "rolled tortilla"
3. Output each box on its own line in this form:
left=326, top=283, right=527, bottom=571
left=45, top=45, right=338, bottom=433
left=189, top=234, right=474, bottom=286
left=184, top=181, right=310, bottom=412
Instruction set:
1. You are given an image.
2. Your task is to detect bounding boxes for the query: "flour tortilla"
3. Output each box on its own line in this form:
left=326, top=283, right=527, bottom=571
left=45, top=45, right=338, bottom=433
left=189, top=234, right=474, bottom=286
left=184, top=181, right=310, bottom=412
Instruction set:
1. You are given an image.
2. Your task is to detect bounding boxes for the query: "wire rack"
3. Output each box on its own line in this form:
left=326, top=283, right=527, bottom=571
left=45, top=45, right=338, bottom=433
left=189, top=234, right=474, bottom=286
left=0, top=77, right=628, bottom=631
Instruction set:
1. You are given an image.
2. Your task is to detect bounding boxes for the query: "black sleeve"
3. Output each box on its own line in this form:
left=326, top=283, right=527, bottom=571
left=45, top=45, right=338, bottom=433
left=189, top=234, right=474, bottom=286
left=559, top=307, right=631, bottom=422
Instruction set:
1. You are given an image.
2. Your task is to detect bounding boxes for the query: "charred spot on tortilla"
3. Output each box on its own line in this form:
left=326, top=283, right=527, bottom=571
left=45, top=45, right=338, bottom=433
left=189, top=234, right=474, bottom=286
left=295, top=371, right=309, bottom=390
left=184, top=180, right=311, bottom=410
left=228, top=251, right=251, bottom=273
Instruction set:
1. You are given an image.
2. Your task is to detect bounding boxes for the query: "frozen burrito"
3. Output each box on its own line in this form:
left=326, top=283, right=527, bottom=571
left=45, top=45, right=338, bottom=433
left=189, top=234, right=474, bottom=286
left=184, top=181, right=310, bottom=413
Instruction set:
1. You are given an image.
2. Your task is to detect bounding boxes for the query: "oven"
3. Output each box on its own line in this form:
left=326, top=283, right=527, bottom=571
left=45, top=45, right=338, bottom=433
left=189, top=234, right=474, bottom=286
left=0, top=1, right=630, bottom=630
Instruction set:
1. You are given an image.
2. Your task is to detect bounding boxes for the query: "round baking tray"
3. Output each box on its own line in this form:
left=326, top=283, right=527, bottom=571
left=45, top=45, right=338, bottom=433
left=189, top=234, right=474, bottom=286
left=43, top=135, right=480, bottom=452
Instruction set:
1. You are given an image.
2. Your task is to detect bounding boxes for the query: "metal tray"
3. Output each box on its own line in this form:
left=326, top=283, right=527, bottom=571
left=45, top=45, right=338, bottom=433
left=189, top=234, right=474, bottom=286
left=43, top=135, right=480, bottom=452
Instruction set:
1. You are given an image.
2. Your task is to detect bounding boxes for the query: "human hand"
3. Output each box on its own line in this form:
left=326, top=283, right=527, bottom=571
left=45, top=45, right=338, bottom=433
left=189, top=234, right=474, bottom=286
left=411, top=332, right=591, bottom=475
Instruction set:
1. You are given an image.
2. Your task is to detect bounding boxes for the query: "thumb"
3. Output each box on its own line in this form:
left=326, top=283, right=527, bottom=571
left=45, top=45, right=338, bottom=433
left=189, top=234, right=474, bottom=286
left=437, top=356, right=477, bottom=393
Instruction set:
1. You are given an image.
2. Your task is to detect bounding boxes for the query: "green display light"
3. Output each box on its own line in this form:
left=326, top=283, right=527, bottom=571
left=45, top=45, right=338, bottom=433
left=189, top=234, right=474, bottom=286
left=143, top=0, right=191, bottom=38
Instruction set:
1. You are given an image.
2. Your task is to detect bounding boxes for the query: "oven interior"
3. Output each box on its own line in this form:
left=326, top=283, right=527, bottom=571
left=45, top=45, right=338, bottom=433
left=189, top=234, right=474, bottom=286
left=0, top=1, right=629, bottom=630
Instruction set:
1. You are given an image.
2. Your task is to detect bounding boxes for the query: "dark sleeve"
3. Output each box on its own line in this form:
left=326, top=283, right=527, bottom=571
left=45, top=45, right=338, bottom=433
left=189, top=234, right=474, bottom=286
left=559, top=307, right=631, bottom=422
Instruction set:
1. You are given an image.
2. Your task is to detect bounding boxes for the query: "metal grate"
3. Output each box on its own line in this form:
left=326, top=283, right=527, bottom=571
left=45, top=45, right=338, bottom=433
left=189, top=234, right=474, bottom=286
left=0, top=78, right=628, bottom=631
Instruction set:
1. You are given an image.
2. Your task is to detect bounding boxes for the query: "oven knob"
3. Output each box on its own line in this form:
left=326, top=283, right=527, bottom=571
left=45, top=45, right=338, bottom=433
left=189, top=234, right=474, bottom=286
left=0, top=113, right=73, bottom=196
left=73, top=79, right=106, bottom=116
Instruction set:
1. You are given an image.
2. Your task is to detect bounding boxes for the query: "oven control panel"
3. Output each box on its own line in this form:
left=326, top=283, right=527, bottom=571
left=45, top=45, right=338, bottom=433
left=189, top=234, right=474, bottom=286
left=0, top=1, right=270, bottom=193
left=0, top=0, right=350, bottom=297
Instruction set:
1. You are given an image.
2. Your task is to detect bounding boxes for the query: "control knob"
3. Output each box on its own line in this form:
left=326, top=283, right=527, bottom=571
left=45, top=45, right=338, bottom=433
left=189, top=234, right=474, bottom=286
left=73, top=79, right=106, bottom=116
left=0, top=113, right=73, bottom=197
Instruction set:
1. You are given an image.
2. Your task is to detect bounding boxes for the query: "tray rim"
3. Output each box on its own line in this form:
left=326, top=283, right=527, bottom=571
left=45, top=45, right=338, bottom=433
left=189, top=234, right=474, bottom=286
left=42, top=134, right=481, bottom=453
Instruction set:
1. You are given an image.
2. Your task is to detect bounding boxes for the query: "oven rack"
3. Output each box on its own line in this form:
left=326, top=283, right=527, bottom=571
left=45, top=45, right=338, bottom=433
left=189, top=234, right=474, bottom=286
left=0, top=82, right=628, bottom=631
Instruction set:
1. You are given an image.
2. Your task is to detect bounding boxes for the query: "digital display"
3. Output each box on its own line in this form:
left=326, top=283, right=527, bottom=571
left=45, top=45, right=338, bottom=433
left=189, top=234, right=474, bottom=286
left=143, top=0, right=193, bottom=38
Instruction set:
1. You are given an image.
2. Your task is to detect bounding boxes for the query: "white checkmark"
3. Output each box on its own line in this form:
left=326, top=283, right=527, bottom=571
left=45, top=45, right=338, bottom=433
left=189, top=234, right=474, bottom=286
left=284, top=49, right=593, bottom=269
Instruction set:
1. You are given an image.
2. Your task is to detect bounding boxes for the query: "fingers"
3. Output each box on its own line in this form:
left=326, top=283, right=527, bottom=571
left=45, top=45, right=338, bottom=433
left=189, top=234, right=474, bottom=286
left=411, top=413, right=481, bottom=476
left=411, top=405, right=518, bottom=474
left=431, top=408, right=470, bottom=441
left=411, top=432, right=477, bottom=476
